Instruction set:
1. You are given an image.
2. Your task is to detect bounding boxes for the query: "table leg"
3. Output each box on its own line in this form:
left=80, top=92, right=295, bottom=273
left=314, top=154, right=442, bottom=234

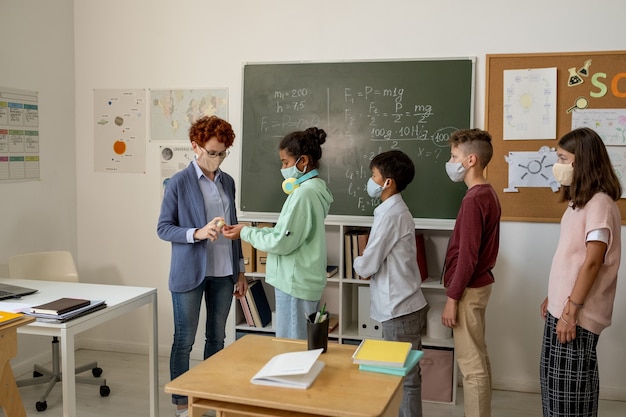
left=60, top=328, right=77, bottom=417
left=149, top=294, right=159, bottom=417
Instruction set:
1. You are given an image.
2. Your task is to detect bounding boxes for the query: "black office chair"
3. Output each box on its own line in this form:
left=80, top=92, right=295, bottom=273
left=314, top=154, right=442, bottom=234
left=8, top=251, right=110, bottom=411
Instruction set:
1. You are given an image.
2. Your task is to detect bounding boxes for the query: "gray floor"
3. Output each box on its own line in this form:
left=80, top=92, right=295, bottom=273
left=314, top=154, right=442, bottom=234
left=4, top=349, right=625, bottom=417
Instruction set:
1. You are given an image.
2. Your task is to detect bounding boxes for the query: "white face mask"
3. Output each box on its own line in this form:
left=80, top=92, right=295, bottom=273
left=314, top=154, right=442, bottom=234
left=445, top=161, right=468, bottom=183
left=552, top=162, right=574, bottom=186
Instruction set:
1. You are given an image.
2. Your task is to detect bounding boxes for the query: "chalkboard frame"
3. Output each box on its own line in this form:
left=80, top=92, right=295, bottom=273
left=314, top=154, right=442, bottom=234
left=239, top=58, right=476, bottom=225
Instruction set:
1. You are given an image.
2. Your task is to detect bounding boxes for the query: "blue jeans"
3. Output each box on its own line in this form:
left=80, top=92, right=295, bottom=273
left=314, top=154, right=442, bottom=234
left=170, top=276, right=234, bottom=405
left=382, top=308, right=427, bottom=417
left=274, top=287, right=319, bottom=339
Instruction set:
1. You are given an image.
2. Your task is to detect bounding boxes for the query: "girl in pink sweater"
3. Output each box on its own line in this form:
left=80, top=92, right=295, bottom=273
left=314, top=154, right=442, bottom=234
left=540, top=127, right=622, bottom=417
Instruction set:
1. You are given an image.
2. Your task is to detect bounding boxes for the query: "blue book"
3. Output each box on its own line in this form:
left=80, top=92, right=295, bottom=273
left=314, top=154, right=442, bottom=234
left=358, top=349, right=424, bottom=376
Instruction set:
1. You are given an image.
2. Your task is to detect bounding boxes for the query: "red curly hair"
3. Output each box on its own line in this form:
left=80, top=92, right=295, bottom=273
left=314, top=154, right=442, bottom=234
left=189, top=116, right=235, bottom=148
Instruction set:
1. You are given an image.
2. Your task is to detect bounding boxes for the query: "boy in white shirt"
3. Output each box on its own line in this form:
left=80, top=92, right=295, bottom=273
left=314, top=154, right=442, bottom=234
left=353, top=150, right=428, bottom=417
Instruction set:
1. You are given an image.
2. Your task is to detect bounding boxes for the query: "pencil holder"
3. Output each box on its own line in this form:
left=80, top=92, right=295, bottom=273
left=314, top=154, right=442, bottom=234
left=306, top=313, right=329, bottom=353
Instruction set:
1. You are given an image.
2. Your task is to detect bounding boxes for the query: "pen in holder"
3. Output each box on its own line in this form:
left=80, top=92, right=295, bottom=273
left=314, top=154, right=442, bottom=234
left=306, top=311, right=329, bottom=353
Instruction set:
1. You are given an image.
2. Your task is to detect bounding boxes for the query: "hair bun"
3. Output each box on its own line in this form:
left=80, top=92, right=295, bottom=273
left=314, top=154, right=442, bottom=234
left=306, top=127, right=327, bottom=145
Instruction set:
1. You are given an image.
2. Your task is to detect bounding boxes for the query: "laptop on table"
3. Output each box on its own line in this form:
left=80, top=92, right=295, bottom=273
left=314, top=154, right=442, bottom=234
left=0, top=283, right=38, bottom=300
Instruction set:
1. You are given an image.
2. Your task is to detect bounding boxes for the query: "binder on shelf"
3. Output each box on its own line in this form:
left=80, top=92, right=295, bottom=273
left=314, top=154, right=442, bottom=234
left=245, top=285, right=261, bottom=327
left=344, top=228, right=369, bottom=279
left=241, top=222, right=256, bottom=273
left=358, top=349, right=423, bottom=376
left=254, top=222, right=273, bottom=273
left=251, top=348, right=325, bottom=389
left=239, top=295, right=255, bottom=326
left=354, top=232, right=369, bottom=279
left=357, top=286, right=382, bottom=337
left=344, top=232, right=353, bottom=279
left=351, top=233, right=360, bottom=277
left=352, top=338, right=412, bottom=368
left=415, top=232, right=429, bottom=281
left=246, top=280, right=272, bottom=327
left=30, top=297, right=90, bottom=315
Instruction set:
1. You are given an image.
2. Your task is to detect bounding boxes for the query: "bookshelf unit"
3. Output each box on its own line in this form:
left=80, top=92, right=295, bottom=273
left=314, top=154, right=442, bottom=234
left=230, top=214, right=457, bottom=404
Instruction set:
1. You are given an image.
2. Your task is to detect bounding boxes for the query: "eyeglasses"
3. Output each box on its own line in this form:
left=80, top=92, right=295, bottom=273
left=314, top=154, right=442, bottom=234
left=203, top=148, right=230, bottom=159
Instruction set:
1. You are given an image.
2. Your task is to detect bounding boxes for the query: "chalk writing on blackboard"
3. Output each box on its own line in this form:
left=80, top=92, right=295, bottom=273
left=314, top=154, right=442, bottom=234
left=241, top=60, right=474, bottom=218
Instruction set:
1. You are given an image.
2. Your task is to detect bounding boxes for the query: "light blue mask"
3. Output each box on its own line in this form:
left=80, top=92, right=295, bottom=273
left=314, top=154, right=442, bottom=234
left=280, top=157, right=305, bottom=180
left=366, top=178, right=386, bottom=198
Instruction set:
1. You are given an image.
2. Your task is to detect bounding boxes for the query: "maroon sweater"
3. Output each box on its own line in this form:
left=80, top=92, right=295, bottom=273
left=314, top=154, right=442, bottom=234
left=444, top=184, right=501, bottom=300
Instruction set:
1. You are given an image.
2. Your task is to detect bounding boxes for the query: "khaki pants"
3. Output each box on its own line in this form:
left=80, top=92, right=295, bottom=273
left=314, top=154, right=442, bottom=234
left=454, top=285, right=492, bottom=417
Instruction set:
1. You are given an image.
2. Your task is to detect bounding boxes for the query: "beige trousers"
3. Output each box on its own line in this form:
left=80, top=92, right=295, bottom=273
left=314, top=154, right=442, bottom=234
left=454, top=285, right=492, bottom=417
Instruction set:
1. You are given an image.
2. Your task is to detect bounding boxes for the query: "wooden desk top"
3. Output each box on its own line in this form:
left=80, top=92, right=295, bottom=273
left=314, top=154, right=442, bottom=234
left=0, top=315, right=35, bottom=332
left=165, top=335, right=403, bottom=417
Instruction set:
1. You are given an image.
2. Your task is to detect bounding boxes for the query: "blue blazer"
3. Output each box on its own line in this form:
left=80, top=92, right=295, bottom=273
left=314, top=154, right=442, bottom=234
left=157, top=162, right=242, bottom=292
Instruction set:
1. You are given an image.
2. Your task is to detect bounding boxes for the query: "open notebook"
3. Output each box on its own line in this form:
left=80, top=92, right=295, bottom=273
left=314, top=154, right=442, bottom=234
left=251, top=348, right=325, bottom=389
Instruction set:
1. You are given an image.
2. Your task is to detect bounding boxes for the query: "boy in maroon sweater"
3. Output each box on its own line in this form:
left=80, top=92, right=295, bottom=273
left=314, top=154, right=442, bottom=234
left=442, top=128, right=501, bottom=417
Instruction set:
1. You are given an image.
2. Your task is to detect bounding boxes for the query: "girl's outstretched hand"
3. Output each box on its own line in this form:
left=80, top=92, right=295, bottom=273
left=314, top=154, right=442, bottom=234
left=222, top=223, right=245, bottom=240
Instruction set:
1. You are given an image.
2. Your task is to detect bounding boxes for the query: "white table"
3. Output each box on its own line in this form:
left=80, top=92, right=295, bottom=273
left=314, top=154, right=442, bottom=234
left=0, top=278, right=159, bottom=417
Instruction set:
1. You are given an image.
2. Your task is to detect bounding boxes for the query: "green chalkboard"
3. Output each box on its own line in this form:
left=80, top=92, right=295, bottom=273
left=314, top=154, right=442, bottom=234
left=240, top=59, right=475, bottom=219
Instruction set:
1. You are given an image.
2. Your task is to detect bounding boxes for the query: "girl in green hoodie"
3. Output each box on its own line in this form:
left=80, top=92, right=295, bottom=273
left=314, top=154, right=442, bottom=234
left=223, top=127, right=333, bottom=339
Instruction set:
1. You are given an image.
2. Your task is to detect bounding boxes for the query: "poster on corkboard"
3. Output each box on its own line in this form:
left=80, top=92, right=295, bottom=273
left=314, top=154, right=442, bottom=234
left=485, top=50, right=626, bottom=223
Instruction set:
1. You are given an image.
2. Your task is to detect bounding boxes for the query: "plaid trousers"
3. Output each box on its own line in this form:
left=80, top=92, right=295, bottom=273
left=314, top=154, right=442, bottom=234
left=540, top=313, right=600, bottom=417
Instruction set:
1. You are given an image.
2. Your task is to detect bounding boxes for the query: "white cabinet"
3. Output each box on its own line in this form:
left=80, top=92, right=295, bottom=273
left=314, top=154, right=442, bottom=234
left=229, top=215, right=457, bottom=404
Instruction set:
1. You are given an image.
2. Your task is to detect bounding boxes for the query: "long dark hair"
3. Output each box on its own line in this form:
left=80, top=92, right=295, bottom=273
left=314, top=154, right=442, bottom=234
left=558, top=127, right=621, bottom=208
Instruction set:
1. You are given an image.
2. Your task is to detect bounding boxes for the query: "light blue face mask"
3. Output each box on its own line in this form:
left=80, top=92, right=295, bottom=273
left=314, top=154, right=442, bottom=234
left=280, top=157, right=305, bottom=180
left=366, top=178, right=386, bottom=198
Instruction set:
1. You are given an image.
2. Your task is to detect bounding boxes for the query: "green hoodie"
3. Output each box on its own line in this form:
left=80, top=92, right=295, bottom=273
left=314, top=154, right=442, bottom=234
left=241, top=177, right=333, bottom=301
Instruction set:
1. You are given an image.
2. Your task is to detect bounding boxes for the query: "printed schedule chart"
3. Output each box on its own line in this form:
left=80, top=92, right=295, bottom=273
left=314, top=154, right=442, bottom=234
left=0, top=87, right=40, bottom=181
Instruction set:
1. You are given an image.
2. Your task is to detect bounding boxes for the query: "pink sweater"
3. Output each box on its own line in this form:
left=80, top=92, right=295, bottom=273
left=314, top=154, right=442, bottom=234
left=547, top=192, right=621, bottom=335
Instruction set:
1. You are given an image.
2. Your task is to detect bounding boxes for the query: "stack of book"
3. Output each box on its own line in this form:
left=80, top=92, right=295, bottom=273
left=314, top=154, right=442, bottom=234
left=239, top=280, right=272, bottom=328
left=28, top=297, right=106, bottom=323
left=352, top=338, right=423, bottom=376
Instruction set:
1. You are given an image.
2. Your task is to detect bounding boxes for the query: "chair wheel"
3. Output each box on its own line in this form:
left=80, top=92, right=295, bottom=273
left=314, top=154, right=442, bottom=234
left=36, top=400, right=47, bottom=411
left=33, top=371, right=43, bottom=378
left=100, top=385, right=110, bottom=396
left=92, top=367, right=103, bottom=377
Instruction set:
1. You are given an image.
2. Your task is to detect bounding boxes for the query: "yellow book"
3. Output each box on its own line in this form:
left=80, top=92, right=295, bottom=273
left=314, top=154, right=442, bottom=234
left=0, top=310, right=24, bottom=326
left=352, top=339, right=412, bottom=368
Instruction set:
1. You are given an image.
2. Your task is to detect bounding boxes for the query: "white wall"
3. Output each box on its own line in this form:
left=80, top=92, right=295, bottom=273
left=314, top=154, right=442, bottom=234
left=3, top=0, right=626, bottom=400
left=0, top=0, right=76, bottom=361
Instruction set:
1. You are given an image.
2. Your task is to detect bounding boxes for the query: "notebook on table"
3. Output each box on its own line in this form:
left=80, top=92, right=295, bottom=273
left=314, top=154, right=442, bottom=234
left=0, top=282, right=38, bottom=300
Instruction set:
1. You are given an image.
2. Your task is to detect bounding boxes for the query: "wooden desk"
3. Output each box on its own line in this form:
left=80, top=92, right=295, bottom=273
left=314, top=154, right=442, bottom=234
left=0, top=278, right=159, bottom=417
left=165, top=335, right=403, bottom=417
left=0, top=315, right=35, bottom=417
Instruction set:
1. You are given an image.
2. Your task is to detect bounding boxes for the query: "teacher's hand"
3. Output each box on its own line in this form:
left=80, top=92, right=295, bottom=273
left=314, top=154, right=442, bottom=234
left=194, top=217, right=224, bottom=242
left=233, top=273, right=248, bottom=298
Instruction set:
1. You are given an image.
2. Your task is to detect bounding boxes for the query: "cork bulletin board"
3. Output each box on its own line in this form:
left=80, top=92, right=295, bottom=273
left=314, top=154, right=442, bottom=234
left=485, top=50, right=626, bottom=223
